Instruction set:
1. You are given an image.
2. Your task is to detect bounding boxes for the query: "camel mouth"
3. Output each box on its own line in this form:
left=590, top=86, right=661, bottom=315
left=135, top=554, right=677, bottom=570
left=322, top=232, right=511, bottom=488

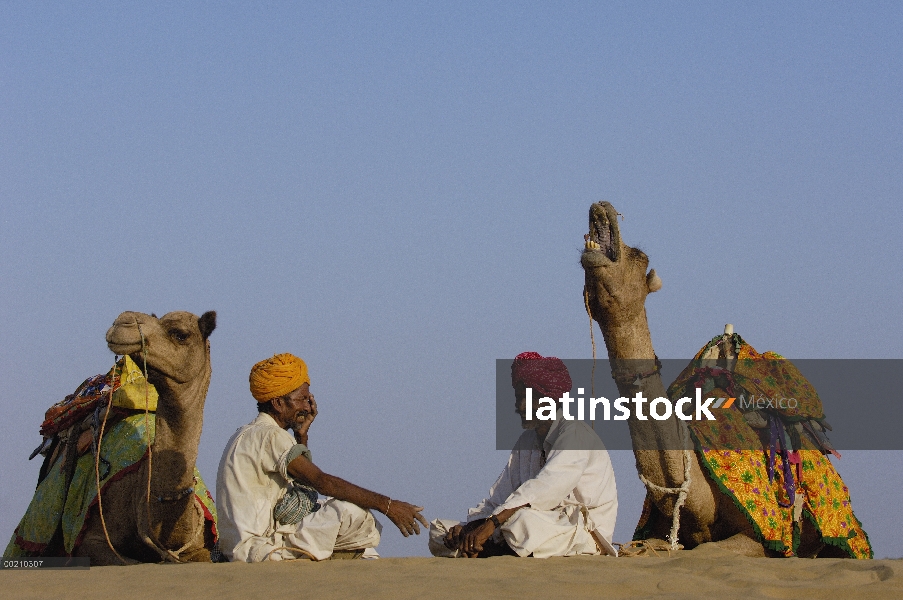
left=585, top=202, right=621, bottom=263
left=108, top=342, right=143, bottom=355
left=107, top=325, right=143, bottom=356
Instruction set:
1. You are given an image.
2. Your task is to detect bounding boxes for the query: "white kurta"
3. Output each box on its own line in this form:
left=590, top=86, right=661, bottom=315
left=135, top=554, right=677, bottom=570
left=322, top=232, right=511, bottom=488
left=216, top=413, right=381, bottom=562
left=429, top=418, right=618, bottom=558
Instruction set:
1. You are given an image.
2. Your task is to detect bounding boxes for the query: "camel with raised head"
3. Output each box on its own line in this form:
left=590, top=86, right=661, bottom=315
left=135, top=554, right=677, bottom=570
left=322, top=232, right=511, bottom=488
left=73, top=310, right=217, bottom=564
left=580, top=202, right=844, bottom=557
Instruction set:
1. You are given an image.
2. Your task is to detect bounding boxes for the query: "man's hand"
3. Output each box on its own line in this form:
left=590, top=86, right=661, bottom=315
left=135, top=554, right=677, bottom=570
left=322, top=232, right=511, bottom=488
left=384, top=499, right=429, bottom=537
left=443, top=506, right=527, bottom=557
left=292, top=396, right=317, bottom=445
left=458, top=521, right=496, bottom=557
left=443, top=520, right=487, bottom=555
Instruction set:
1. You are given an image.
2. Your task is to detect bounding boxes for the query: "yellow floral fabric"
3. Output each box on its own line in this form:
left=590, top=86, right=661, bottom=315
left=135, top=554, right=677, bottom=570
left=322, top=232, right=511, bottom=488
left=689, top=401, right=871, bottom=558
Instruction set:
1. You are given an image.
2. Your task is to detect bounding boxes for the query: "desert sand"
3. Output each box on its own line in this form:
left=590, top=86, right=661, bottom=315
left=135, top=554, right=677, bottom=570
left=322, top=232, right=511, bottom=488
left=4, top=544, right=901, bottom=600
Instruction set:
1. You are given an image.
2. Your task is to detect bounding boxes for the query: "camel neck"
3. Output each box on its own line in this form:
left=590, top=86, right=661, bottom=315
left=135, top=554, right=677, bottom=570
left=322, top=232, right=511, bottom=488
left=150, top=374, right=207, bottom=494
left=597, top=306, right=690, bottom=491
left=597, top=308, right=668, bottom=399
left=599, top=308, right=656, bottom=361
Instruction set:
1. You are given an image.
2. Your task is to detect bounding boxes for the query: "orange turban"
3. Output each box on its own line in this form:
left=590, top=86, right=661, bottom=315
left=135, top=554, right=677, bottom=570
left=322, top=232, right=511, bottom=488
left=249, top=353, right=310, bottom=402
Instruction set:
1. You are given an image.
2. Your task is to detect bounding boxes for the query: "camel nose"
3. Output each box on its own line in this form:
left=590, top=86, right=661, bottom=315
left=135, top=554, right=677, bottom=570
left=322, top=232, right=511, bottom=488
left=113, top=311, right=145, bottom=327
left=106, top=311, right=148, bottom=347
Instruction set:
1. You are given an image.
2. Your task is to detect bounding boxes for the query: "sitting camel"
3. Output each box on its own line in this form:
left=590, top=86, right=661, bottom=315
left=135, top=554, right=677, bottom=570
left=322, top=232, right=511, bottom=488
left=73, top=310, right=219, bottom=564
left=580, top=201, right=867, bottom=558
left=7, top=310, right=218, bottom=564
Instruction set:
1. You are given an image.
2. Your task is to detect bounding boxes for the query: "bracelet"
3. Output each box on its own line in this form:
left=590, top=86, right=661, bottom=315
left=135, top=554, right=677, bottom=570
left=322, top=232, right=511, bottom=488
left=489, top=514, right=502, bottom=529
left=385, top=498, right=392, bottom=514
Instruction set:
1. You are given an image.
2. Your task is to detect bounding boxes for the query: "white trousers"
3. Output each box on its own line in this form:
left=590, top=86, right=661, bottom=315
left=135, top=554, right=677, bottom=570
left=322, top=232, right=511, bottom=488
left=259, top=498, right=382, bottom=562
left=429, top=506, right=613, bottom=559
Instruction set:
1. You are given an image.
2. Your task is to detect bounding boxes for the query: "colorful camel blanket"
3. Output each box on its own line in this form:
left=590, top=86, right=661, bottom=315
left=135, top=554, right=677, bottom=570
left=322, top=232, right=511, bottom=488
left=5, top=412, right=217, bottom=557
left=39, top=356, right=159, bottom=439
left=634, top=337, right=871, bottom=558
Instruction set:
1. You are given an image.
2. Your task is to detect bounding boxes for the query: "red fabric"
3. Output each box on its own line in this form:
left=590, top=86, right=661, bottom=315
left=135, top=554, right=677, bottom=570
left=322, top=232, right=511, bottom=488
left=511, top=352, right=572, bottom=399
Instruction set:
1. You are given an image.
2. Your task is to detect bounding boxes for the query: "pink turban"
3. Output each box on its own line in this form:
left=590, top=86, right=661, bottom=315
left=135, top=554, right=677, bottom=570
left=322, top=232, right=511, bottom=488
left=511, top=351, right=572, bottom=398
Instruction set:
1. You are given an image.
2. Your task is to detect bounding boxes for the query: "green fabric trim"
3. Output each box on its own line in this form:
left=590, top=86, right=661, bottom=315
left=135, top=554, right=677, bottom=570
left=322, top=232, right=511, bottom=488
left=286, top=444, right=312, bottom=465
left=803, top=508, right=874, bottom=559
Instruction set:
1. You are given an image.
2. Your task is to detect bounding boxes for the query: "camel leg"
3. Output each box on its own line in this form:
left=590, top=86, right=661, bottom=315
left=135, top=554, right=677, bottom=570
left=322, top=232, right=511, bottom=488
left=75, top=524, right=139, bottom=566
left=184, top=525, right=217, bottom=562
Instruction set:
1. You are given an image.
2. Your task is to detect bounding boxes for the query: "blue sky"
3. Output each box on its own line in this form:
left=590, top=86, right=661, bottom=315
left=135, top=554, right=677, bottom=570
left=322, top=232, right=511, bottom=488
left=1, top=2, right=901, bottom=558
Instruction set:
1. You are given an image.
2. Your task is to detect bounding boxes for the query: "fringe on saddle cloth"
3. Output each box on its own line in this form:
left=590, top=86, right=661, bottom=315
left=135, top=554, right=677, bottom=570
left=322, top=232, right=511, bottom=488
left=5, top=358, right=217, bottom=558
left=633, top=336, right=872, bottom=559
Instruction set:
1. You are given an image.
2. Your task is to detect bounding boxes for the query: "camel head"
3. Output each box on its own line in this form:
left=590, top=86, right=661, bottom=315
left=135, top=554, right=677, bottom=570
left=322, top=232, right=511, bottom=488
left=106, top=311, right=217, bottom=386
left=581, top=202, right=661, bottom=328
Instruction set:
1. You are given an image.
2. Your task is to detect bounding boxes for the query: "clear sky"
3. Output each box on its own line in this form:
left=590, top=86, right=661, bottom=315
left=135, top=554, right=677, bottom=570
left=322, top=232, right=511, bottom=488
left=1, top=2, right=901, bottom=558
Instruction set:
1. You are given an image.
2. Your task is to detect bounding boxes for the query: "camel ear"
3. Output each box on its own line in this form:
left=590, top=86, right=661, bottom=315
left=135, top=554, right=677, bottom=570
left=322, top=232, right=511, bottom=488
left=646, top=269, right=662, bottom=293
left=198, top=311, right=217, bottom=340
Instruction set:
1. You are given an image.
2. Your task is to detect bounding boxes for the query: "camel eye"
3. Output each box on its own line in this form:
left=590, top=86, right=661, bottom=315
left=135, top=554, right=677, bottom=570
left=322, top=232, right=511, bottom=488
left=171, top=329, right=190, bottom=342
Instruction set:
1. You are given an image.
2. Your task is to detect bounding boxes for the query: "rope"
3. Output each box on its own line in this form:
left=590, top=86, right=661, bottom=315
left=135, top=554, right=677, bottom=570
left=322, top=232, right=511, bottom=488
left=94, top=355, right=128, bottom=564
left=139, top=501, right=204, bottom=562
left=137, top=322, right=155, bottom=550
left=263, top=546, right=318, bottom=562
left=136, top=321, right=194, bottom=563
left=617, top=539, right=679, bottom=557
left=637, top=421, right=693, bottom=551
left=583, top=286, right=597, bottom=424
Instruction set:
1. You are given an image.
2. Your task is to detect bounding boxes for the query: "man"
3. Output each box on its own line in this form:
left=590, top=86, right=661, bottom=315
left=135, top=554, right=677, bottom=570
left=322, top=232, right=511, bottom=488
left=429, top=352, right=618, bottom=558
left=217, top=353, right=427, bottom=562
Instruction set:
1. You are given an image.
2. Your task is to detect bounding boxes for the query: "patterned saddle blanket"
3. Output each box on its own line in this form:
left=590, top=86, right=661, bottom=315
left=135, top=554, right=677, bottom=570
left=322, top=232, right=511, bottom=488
left=634, top=335, right=871, bottom=558
left=6, top=364, right=217, bottom=558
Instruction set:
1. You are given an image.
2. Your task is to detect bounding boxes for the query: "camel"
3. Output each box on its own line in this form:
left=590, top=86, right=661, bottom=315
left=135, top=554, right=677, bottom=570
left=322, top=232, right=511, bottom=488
left=72, top=310, right=217, bottom=564
left=580, top=201, right=847, bottom=557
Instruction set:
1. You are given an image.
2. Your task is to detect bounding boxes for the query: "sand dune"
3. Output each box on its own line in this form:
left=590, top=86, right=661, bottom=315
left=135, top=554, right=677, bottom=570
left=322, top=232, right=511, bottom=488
left=5, top=544, right=901, bottom=600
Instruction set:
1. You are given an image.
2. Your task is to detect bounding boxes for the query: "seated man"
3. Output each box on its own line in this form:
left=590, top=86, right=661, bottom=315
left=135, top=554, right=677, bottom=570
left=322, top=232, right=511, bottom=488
left=429, top=352, right=618, bottom=558
left=217, top=353, right=427, bottom=561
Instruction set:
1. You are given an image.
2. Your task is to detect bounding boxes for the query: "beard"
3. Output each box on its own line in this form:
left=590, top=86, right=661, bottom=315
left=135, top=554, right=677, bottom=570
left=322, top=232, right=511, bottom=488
left=518, top=413, right=539, bottom=430
left=288, top=410, right=309, bottom=429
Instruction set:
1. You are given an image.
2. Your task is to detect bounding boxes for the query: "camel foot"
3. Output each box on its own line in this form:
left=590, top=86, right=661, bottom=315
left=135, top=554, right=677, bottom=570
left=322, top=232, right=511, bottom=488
left=705, top=534, right=766, bottom=558
left=177, top=547, right=212, bottom=562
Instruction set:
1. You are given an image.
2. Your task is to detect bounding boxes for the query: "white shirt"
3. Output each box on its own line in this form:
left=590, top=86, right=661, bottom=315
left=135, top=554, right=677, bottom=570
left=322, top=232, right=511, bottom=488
left=467, top=418, right=618, bottom=545
left=216, top=412, right=298, bottom=562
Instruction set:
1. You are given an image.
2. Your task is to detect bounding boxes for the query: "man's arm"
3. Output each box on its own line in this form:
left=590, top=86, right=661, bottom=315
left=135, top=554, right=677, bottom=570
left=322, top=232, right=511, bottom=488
left=450, top=505, right=528, bottom=557
left=287, top=453, right=428, bottom=537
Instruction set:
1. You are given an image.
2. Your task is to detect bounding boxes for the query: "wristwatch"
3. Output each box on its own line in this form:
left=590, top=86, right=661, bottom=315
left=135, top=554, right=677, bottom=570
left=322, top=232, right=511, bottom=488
left=489, top=514, right=502, bottom=529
